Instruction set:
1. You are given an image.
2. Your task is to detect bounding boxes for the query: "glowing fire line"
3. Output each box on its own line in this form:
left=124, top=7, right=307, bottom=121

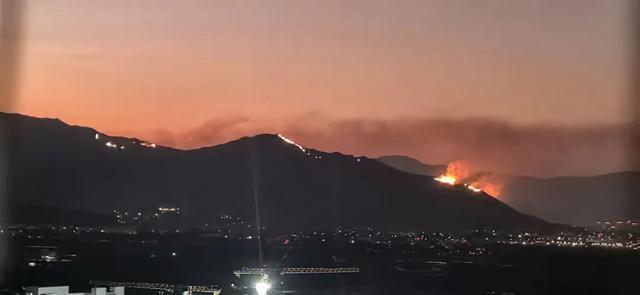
left=466, top=184, right=482, bottom=193
left=434, top=174, right=483, bottom=193
left=277, top=134, right=306, bottom=152
left=434, top=175, right=456, bottom=185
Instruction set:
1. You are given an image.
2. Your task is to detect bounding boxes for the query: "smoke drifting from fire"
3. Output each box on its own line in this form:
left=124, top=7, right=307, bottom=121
left=435, top=160, right=504, bottom=198
left=130, top=117, right=635, bottom=178
left=445, top=160, right=473, bottom=181
left=464, top=173, right=504, bottom=198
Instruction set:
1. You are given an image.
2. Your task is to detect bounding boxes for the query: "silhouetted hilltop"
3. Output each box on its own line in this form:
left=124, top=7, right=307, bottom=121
left=378, top=155, right=446, bottom=177
left=377, top=155, right=640, bottom=226
left=1, top=112, right=551, bottom=232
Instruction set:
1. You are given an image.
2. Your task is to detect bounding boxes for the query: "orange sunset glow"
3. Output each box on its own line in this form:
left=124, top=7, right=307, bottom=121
left=3, top=0, right=634, bottom=177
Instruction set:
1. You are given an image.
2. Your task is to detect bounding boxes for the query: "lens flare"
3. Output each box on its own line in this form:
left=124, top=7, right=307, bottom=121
left=255, top=279, right=271, bottom=295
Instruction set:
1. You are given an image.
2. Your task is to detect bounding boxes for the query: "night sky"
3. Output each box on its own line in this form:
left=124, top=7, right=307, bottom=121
left=4, top=0, right=634, bottom=176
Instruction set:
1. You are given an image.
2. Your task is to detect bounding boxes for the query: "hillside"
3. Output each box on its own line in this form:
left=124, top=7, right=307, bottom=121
left=0, top=112, right=551, bottom=232
left=377, top=155, right=640, bottom=226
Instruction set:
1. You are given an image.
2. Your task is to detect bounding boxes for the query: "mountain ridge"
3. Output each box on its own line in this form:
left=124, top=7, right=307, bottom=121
left=0, top=112, right=553, bottom=232
left=377, top=155, right=640, bottom=226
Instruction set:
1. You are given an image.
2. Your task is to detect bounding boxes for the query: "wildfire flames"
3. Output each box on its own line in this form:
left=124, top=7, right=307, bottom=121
left=278, top=134, right=306, bottom=152
left=434, top=160, right=471, bottom=187
left=434, top=175, right=456, bottom=185
left=434, top=160, right=502, bottom=198
left=468, top=176, right=502, bottom=197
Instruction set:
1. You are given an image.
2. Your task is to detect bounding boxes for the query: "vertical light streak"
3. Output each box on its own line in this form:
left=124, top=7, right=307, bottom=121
left=0, top=0, right=24, bottom=284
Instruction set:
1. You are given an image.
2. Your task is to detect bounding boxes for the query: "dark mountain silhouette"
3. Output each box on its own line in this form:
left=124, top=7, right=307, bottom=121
left=0, top=112, right=551, bottom=232
left=377, top=155, right=445, bottom=177
left=377, top=155, right=640, bottom=226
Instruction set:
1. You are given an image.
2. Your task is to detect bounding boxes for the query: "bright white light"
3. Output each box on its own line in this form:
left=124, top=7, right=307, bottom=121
left=434, top=175, right=456, bottom=185
left=95, top=133, right=100, bottom=140
left=467, top=185, right=482, bottom=193
left=254, top=280, right=271, bottom=295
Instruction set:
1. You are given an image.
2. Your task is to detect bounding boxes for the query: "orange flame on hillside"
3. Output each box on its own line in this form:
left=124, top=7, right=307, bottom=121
left=434, top=160, right=471, bottom=186
left=434, top=160, right=502, bottom=198
left=434, top=175, right=456, bottom=185
left=468, top=175, right=502, bottom=197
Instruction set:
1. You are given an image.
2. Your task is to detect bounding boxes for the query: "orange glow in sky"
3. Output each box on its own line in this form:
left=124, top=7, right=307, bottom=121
left=4, top=0, right=633, bottom=176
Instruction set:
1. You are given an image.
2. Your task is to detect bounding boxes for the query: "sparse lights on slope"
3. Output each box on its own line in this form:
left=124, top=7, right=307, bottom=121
left=140, top=142, right=156, bottom=148
left=277, top=134, right=305, bottom=152
left=105, top=141, right=127, bottom=150
left=97, top=132, right=156, bottom=150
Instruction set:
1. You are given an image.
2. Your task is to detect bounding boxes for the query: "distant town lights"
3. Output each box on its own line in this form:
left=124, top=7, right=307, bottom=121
left=158, top=207, right=179, bottom=212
